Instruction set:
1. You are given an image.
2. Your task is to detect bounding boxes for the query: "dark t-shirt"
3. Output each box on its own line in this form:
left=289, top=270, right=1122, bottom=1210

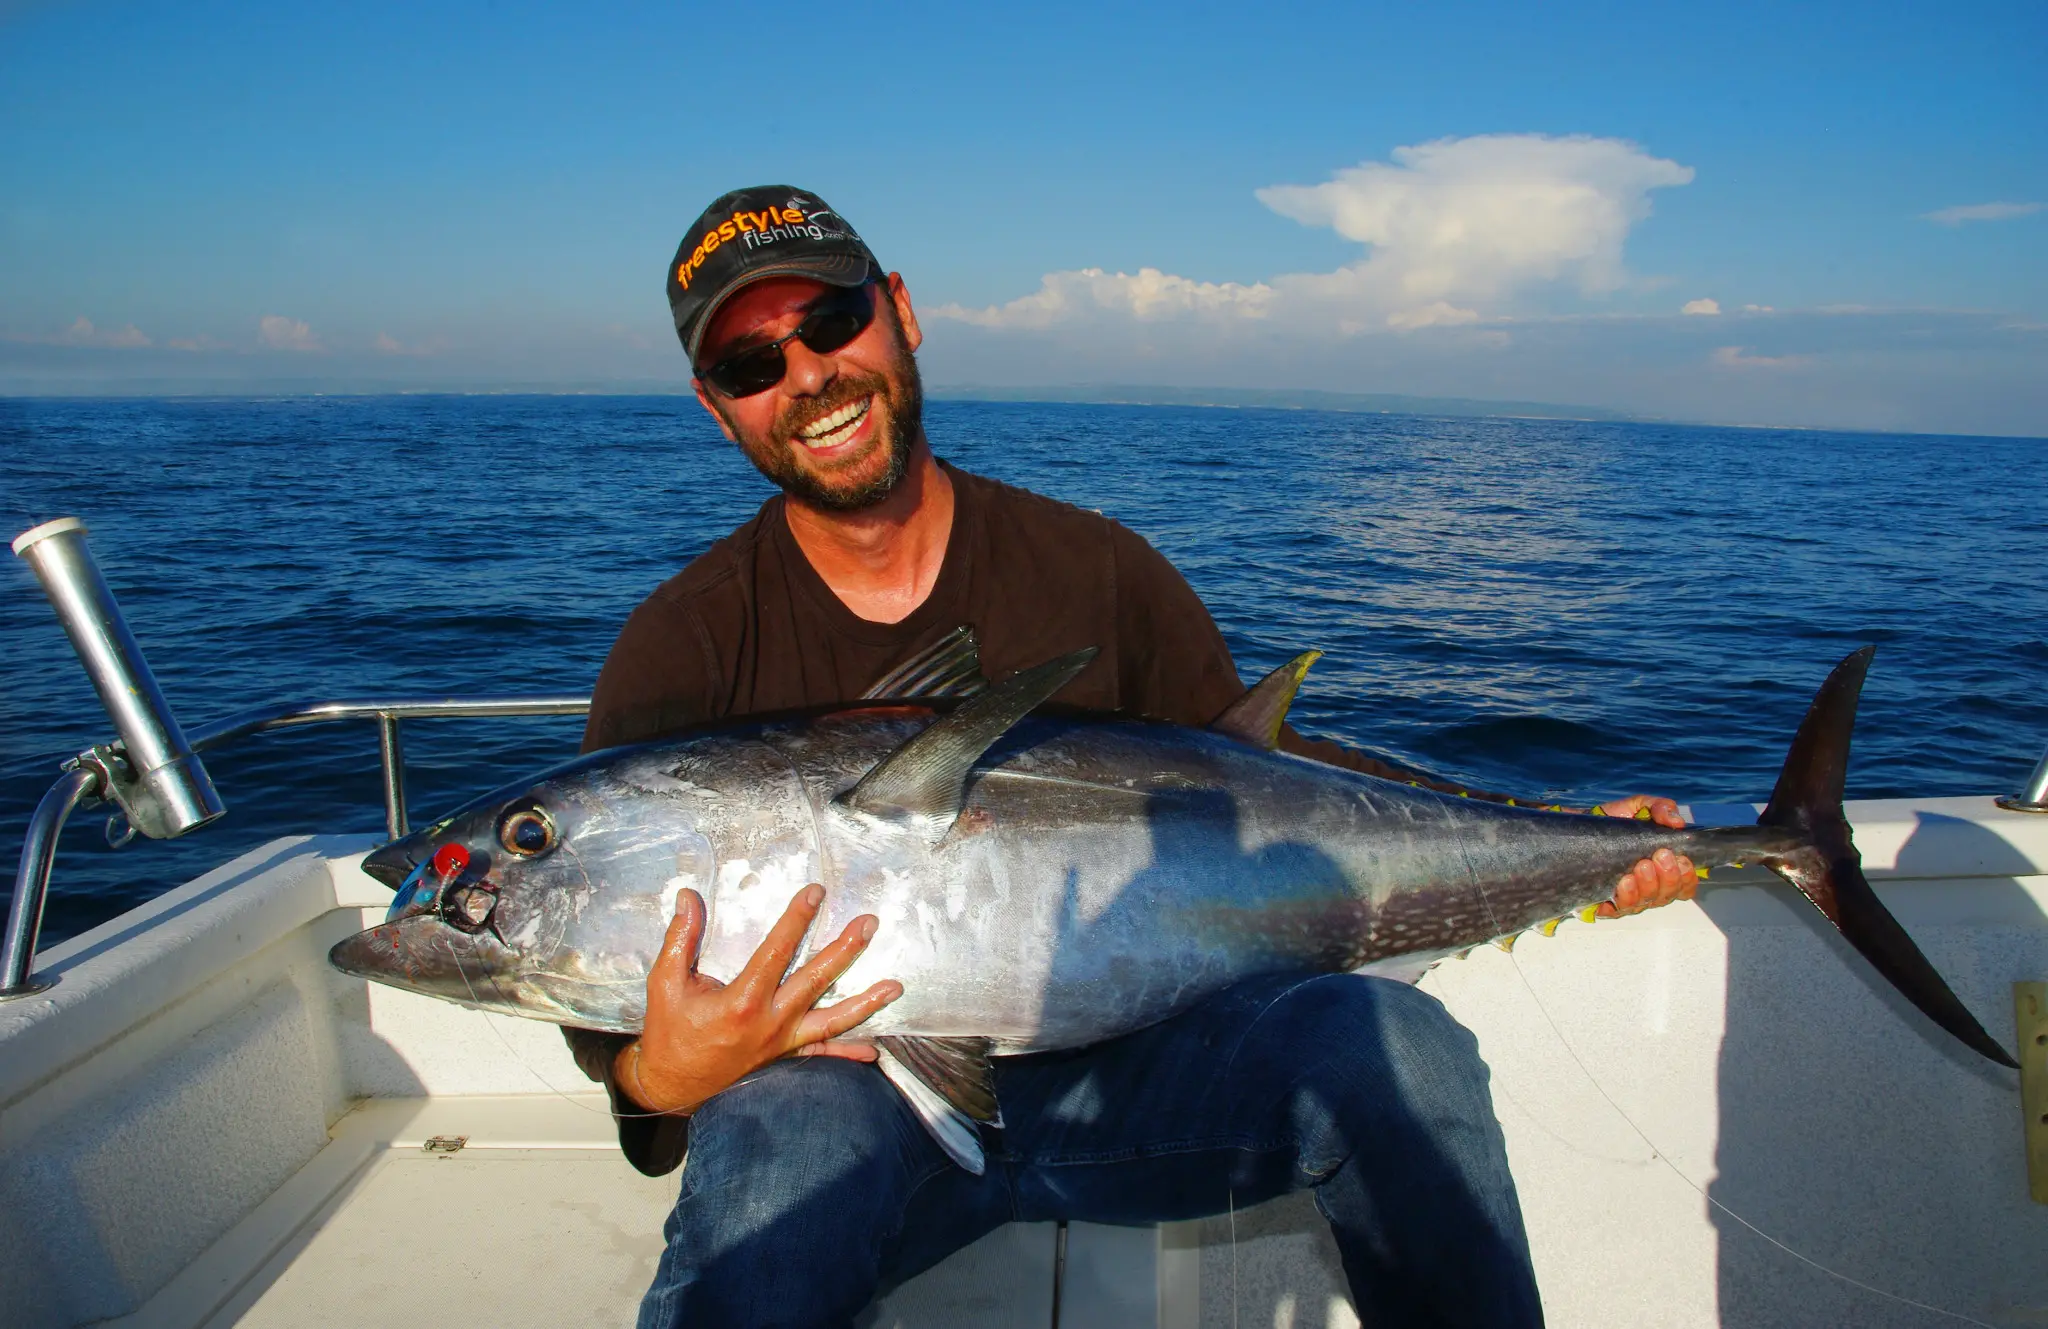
left=568, top=461, right=1492, bottom=1174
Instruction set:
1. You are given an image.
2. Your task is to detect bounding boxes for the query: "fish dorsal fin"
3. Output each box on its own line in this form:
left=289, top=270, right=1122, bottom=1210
left=1211, top=650, right=1321, bottom=750
left=840, top=647, right=1097, bottom=825
left=861, top=624, right=987, bottom=700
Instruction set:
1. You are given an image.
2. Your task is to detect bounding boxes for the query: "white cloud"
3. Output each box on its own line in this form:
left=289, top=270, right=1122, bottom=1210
left=1256, top=134, right=1693, bottom=307
left=919, top=307, right=2047, bottom=436
left=1385, top=301, right=1483, bottom=330
left=1711, top=345, right=1809, bottom=369
left=1922, top=201, right=2042, bottom=226
left=258, top=315, right=322, bottom=352
left=5, top=316, right=154, bottom=348
left=372, top=330, right=451, bottom=356
left=938, top=134, right=1693, bottom=337
left=940, top=267, right=1274, bottom=330
left=1681, top=298, right=1720, bottom=316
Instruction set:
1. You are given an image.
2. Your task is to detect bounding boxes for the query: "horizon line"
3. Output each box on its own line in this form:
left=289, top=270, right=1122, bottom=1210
left=0, top=381, right=2042, bottom=444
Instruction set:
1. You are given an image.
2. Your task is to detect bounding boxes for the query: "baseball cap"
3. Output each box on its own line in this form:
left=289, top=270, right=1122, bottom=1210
left=666, top=186, right=882, bottom=364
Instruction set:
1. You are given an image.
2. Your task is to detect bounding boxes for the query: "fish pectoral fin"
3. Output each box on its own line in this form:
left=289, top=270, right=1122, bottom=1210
left=1210, top=650, right=1321, bottom=750
left=875, top=1035, right=1000, bottom=1122
left=861, top=624, right=989, bottom=700
left=841, top=648, right=1098, bottom=827
left=875, top=1044, right=990, bottom=1175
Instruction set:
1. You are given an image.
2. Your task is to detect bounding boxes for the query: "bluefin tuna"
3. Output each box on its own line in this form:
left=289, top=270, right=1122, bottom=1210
left=330, top=631, right=2016, bottom=1172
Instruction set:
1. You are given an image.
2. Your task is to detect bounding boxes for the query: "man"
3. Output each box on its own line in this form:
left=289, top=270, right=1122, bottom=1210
left=569, top=186, right=1698, bottom=1328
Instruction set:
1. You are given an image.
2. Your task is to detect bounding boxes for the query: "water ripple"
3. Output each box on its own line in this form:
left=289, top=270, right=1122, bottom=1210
left=3, top=396, right=2045, bottom=944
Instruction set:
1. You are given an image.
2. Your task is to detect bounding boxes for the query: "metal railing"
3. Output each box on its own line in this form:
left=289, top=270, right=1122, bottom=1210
left=4, top=514, right=594, bottom=1000
left=3, top=694, right=591, bottom=1000
left=186, top=696, right=594, bottom=839
left=1999, top=750, right=2048, bottom=815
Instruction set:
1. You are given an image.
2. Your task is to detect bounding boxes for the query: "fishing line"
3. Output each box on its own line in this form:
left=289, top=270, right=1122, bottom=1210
left=447, top=937, right=680, bottom=1120
left=1495, top=943, right=1996, bottom=1329
left=1454, top=845, right=1996, bottom=1329
left=444, top=919, right=800, bottom=1126
left=1478, top=1074, right=1648, bottom=1167
left=435, top=840, right=737, bottom=1122
left=441, top=945, right=688, bottom=1240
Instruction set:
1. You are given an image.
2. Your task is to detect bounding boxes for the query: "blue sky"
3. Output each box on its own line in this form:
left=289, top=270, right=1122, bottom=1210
left=2, top=0, right=2043, bottom=434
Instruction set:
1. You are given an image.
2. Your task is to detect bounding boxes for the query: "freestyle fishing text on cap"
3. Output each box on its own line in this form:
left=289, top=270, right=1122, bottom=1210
left=667, top=186, right=881, bottom=364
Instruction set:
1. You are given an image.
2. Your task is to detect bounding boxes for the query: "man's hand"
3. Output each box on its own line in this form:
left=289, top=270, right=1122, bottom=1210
left=614, top=883, right=902, bottom=1116
left=1593, top=795, right=1697, bottom=918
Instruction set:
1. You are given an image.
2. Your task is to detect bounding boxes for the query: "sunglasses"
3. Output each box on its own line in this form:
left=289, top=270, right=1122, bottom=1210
left=696, top=283, right=880, bottom=399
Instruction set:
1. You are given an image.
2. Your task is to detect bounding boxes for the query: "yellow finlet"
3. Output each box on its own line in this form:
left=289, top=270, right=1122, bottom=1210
left=1577, top=903, right=1601, bottom=924
left=1538, top=917, right=1562, bottom=937
left=1494, top=934, right=1517, bottom=952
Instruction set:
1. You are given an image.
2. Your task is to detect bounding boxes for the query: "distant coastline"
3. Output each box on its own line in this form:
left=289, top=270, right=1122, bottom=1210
left=0, top=374, right=1623, bottom=424
left=1, top=376, right=2041, bottom=441
left=927, top=383, right=1635, bottom=424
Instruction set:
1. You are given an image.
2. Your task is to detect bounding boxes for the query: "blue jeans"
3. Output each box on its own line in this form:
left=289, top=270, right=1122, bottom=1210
left=638, top=973, right=1542, bottom=1328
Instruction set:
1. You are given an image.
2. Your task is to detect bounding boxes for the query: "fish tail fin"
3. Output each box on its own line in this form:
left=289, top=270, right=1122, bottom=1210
left=1757, top=646, right=2017, bottom=1069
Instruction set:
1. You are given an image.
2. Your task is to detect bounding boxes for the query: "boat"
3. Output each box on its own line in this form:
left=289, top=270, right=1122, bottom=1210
left=4, top=516, right=2044, bottom=1329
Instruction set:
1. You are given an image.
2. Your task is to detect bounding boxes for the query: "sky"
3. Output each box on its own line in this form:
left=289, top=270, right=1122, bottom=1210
left=1, top=0, right=2043, bottom=435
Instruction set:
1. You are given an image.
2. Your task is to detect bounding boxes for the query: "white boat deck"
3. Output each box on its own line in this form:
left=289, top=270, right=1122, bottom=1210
left=3, top=797, right=2046, bottom=1328
left=186, top=1096, right=1166, bottom=1329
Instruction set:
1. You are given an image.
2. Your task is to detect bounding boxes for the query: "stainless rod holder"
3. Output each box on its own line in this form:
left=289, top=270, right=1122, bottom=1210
left=376, top=713, right=408, bottom=841
left=13, top=518, right=225, bottom=840
left=1, top=768, right=99, bottom=998
left=1998, top=746, right=2048, bottom=814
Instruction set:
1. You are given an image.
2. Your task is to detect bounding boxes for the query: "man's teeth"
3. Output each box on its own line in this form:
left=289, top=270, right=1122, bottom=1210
left=798, top=397, right=871, bottom=447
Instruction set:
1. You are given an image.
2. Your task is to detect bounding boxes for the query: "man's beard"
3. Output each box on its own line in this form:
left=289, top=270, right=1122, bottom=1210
left=732, top=358, right=925, bottom=513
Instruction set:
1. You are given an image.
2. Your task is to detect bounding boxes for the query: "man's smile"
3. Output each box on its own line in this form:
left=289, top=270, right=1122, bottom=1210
left=797, top=396, right=873, bottom=451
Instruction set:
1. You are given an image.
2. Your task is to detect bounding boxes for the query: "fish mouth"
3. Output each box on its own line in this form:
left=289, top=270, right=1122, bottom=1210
left=328, top=923, right=397, bottom=980
left=360, top=837, right=422, bottom=890
left=328, top=913, right=505, bottom=1004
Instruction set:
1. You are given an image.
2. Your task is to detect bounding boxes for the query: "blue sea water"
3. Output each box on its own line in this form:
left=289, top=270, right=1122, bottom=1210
left=3, top=395, right=2045, bottom=949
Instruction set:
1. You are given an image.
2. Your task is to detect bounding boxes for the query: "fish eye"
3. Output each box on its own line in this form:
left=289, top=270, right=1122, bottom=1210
left=498, top=804, right=556, bottom=857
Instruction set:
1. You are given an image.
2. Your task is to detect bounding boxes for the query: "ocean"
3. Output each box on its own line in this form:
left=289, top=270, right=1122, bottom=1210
left=3, top=395, right=2045, bottom=948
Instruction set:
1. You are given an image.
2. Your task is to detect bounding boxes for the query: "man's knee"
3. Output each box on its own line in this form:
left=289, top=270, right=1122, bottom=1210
left=1251, top=972, right=1473, bottom=1053
left=683, top=1056, right=913, bottom=1196
left=1243, top=974, right=1491, bottom=1111
left=675, top=1048, right=925, bottom=1220
left=644, top=1059, right=927, bottom=1328
left=1355, top=975, right=1479, bottom=1061
left=1225, top=975, right=1505, bottom=1195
